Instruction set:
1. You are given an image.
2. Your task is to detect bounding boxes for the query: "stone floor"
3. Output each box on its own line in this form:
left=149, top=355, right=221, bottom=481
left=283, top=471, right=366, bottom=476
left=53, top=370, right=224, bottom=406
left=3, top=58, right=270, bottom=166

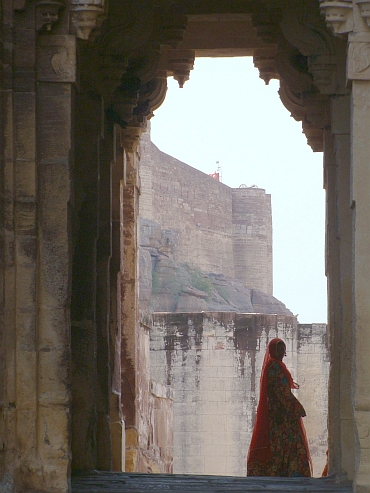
left=72, top=471, right=352, bottom=493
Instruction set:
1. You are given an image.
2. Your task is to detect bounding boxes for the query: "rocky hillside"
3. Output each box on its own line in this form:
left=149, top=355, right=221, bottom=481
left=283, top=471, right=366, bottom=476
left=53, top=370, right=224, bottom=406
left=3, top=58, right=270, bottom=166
left=139, top=219, right=292, bottom=316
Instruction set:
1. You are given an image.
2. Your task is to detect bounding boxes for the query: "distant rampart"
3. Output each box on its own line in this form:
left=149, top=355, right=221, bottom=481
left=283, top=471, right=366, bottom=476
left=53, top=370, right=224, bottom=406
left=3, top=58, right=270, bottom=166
left=139, top=126, right=273, bottom=295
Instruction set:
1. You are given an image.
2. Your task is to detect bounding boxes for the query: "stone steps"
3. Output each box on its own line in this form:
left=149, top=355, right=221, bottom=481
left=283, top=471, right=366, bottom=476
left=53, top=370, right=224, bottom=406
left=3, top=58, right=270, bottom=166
left=72, top=472, right=352, bottom=493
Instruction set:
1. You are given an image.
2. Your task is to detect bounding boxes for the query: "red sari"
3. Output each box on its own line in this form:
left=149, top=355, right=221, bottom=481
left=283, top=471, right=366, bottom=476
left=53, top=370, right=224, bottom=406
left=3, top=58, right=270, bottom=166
left=247, top=338, right=312, bottom=477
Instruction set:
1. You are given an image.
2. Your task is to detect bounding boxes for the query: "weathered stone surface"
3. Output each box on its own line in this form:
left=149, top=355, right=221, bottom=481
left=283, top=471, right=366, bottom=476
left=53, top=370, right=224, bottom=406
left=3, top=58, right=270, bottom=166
left=139, top=226, right=292, bottom=315
left=139, top=125, right=273, bottom=295
left=71, top=471, right=352, bottom=492
left=150, top=314, right=328, bottom=477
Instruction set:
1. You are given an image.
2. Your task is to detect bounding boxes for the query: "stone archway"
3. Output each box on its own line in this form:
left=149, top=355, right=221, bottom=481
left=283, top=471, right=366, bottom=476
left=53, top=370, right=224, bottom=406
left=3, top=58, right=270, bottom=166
left=1, top=1, right=369, bottom=492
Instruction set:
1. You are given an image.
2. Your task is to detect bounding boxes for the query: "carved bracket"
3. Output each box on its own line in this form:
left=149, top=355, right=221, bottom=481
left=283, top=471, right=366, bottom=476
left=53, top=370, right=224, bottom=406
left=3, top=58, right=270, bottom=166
left=319, top=0, right=353, bottom=36
left=167, top=49, right=195, bottom=88
left=278, top=80, right=306, bottom=122
left=253, top=48, right=279, bottom=85
left=357, top=0, right=370, bottom=29
left=278, top=80, right=326, bottom=152
left=71, top=0, right=106, bottom=40
left=36, top=0, right=65, bottom=32
left=302, top=120, right=324, bottom=152
left=120, top=115, right=148, bottom=153
left=308, top=53, right=337, bottom=92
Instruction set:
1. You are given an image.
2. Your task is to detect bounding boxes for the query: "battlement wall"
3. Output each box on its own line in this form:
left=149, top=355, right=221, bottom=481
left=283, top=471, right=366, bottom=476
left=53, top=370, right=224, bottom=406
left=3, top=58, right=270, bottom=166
left=139, top=126, right=272, bottom=294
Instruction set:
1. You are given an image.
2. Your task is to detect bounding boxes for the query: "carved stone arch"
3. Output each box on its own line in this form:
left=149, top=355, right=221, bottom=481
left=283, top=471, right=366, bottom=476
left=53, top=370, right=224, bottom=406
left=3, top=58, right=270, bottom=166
left=279, top=0, right=336, bottom=57
left=278, top=79, right=307, bottom=122
left=94, top=1, right=189, bottom=127
left=278, top=79, right=329, bottom=151
left=278, top=0, right=341, bottom=94
left=137, top=76, right=168, bottom=118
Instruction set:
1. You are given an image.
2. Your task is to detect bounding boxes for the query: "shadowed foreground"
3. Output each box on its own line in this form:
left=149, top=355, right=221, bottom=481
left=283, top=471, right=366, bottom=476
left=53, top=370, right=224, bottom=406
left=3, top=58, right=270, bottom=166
left=72, top=471, right=352, bottom=493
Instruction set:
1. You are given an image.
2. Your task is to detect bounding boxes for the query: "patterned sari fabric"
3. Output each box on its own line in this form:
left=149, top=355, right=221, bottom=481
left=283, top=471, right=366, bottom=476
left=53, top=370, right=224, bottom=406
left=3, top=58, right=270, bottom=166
left=247, top=338, right=312, bottom=477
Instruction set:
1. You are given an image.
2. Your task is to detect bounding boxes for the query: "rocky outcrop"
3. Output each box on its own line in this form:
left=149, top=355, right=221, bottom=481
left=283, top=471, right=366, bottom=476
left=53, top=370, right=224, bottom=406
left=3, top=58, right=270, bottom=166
left=139, top=219, right=292, bottom=316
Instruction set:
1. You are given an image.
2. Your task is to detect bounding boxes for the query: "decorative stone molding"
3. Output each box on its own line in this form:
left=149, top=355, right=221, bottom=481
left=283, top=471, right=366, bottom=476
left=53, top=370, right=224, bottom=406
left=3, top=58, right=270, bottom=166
left=253, top=48, right=279, bottom=85
left=167, top=49, right=195, bottom=88
left=35, top=0, right=65, bottom=32
left=278, top=81, right=326, bottom=152
left=308, top=54, right=337, bottom=92
left=302, top=120, right=324, bottom=152
left=278, top=80, right=306, bottom=122
left=71, top=0, right=106, bottom=40
left=276, top=39, right=313, bottom=93
left=99, top=53, right=128, bottom=98
left=319, top=0, right=353, bottom=35
left=304, top=94, right=331, bottom=128
left=37, top=35, right=76, bottom=82
left=348, top=33, right=370, bottom=79
left=110, top=76, right=141, bottom=126
left=280, top=3, right=336, bottom=59
left=121, top=115, right=147, bottom=153
left=138, top=76, right=168, bottom=117
left=357, top=0, right=370, bottom=28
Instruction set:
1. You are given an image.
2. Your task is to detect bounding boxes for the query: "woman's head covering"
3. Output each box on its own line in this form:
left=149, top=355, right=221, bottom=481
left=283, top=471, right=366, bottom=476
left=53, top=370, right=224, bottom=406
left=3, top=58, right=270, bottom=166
left=247, top=338, right=309, bottom=471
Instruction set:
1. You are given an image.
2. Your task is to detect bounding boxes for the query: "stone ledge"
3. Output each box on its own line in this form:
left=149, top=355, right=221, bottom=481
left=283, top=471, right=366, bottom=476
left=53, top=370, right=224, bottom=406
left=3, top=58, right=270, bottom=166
left=72, top=471, right=352, bottom=492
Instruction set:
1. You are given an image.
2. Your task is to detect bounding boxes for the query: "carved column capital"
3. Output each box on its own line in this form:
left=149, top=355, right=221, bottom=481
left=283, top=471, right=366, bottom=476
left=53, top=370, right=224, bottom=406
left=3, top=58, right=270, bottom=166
left=70, top=0, right=106, bottom=40
left=319, top=0, right=353, bottom=36
left=35, top=0, right=65, bottom=32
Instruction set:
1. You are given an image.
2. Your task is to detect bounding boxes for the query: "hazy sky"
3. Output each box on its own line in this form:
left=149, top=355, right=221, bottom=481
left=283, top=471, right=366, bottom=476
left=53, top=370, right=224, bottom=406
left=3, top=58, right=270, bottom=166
left=150, top=57, right=326, bottom=324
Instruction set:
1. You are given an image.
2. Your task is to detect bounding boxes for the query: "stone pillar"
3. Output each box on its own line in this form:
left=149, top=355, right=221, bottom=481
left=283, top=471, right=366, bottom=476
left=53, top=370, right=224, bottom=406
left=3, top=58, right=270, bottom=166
left=333, top=96, right=354, bottom=480
left=347, top=16, right=370, bottom=490
left=1, top=5, right=72, bottom=490
left=350, top=77, right=370, bottom=492
left=326, top=95, right=354, bottom=480
left=36, top=33, right=75, bottom=492
left=324, top=127, right=342, bottom=478
left=120, top=120, right=145, bottom=472
left=0, top=0, right=17, bottom=483
left=109, top=125, right=126, bottom=471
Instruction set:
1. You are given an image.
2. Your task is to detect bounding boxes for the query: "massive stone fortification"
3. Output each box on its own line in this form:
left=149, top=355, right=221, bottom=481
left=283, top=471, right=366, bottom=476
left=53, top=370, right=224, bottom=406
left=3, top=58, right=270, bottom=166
left=139, top=125, right=273, bottom=297
left=150, top=313, right=328, bottom=477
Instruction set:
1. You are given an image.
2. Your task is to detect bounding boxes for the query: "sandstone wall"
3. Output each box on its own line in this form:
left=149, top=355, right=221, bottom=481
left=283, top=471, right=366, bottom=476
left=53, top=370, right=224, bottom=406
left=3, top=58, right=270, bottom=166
left=232, top=188, right=273, bottom=295
left=139, top=127, right=272, bottom=294
left=131, top=317, right=173, bottom=474
left=150, top=313, right=328, bottom=477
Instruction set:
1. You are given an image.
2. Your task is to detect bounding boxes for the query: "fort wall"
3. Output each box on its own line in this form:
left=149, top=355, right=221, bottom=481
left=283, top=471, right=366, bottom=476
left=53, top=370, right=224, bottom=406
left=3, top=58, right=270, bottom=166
left=139, top=127, right=272, bottom=295
left=150, top=313, right=328, bottom=478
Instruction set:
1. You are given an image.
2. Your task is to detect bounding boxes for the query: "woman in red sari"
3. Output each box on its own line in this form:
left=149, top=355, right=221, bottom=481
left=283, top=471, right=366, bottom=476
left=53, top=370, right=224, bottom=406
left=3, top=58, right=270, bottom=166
left=247, top=338, right=312, bottom=477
